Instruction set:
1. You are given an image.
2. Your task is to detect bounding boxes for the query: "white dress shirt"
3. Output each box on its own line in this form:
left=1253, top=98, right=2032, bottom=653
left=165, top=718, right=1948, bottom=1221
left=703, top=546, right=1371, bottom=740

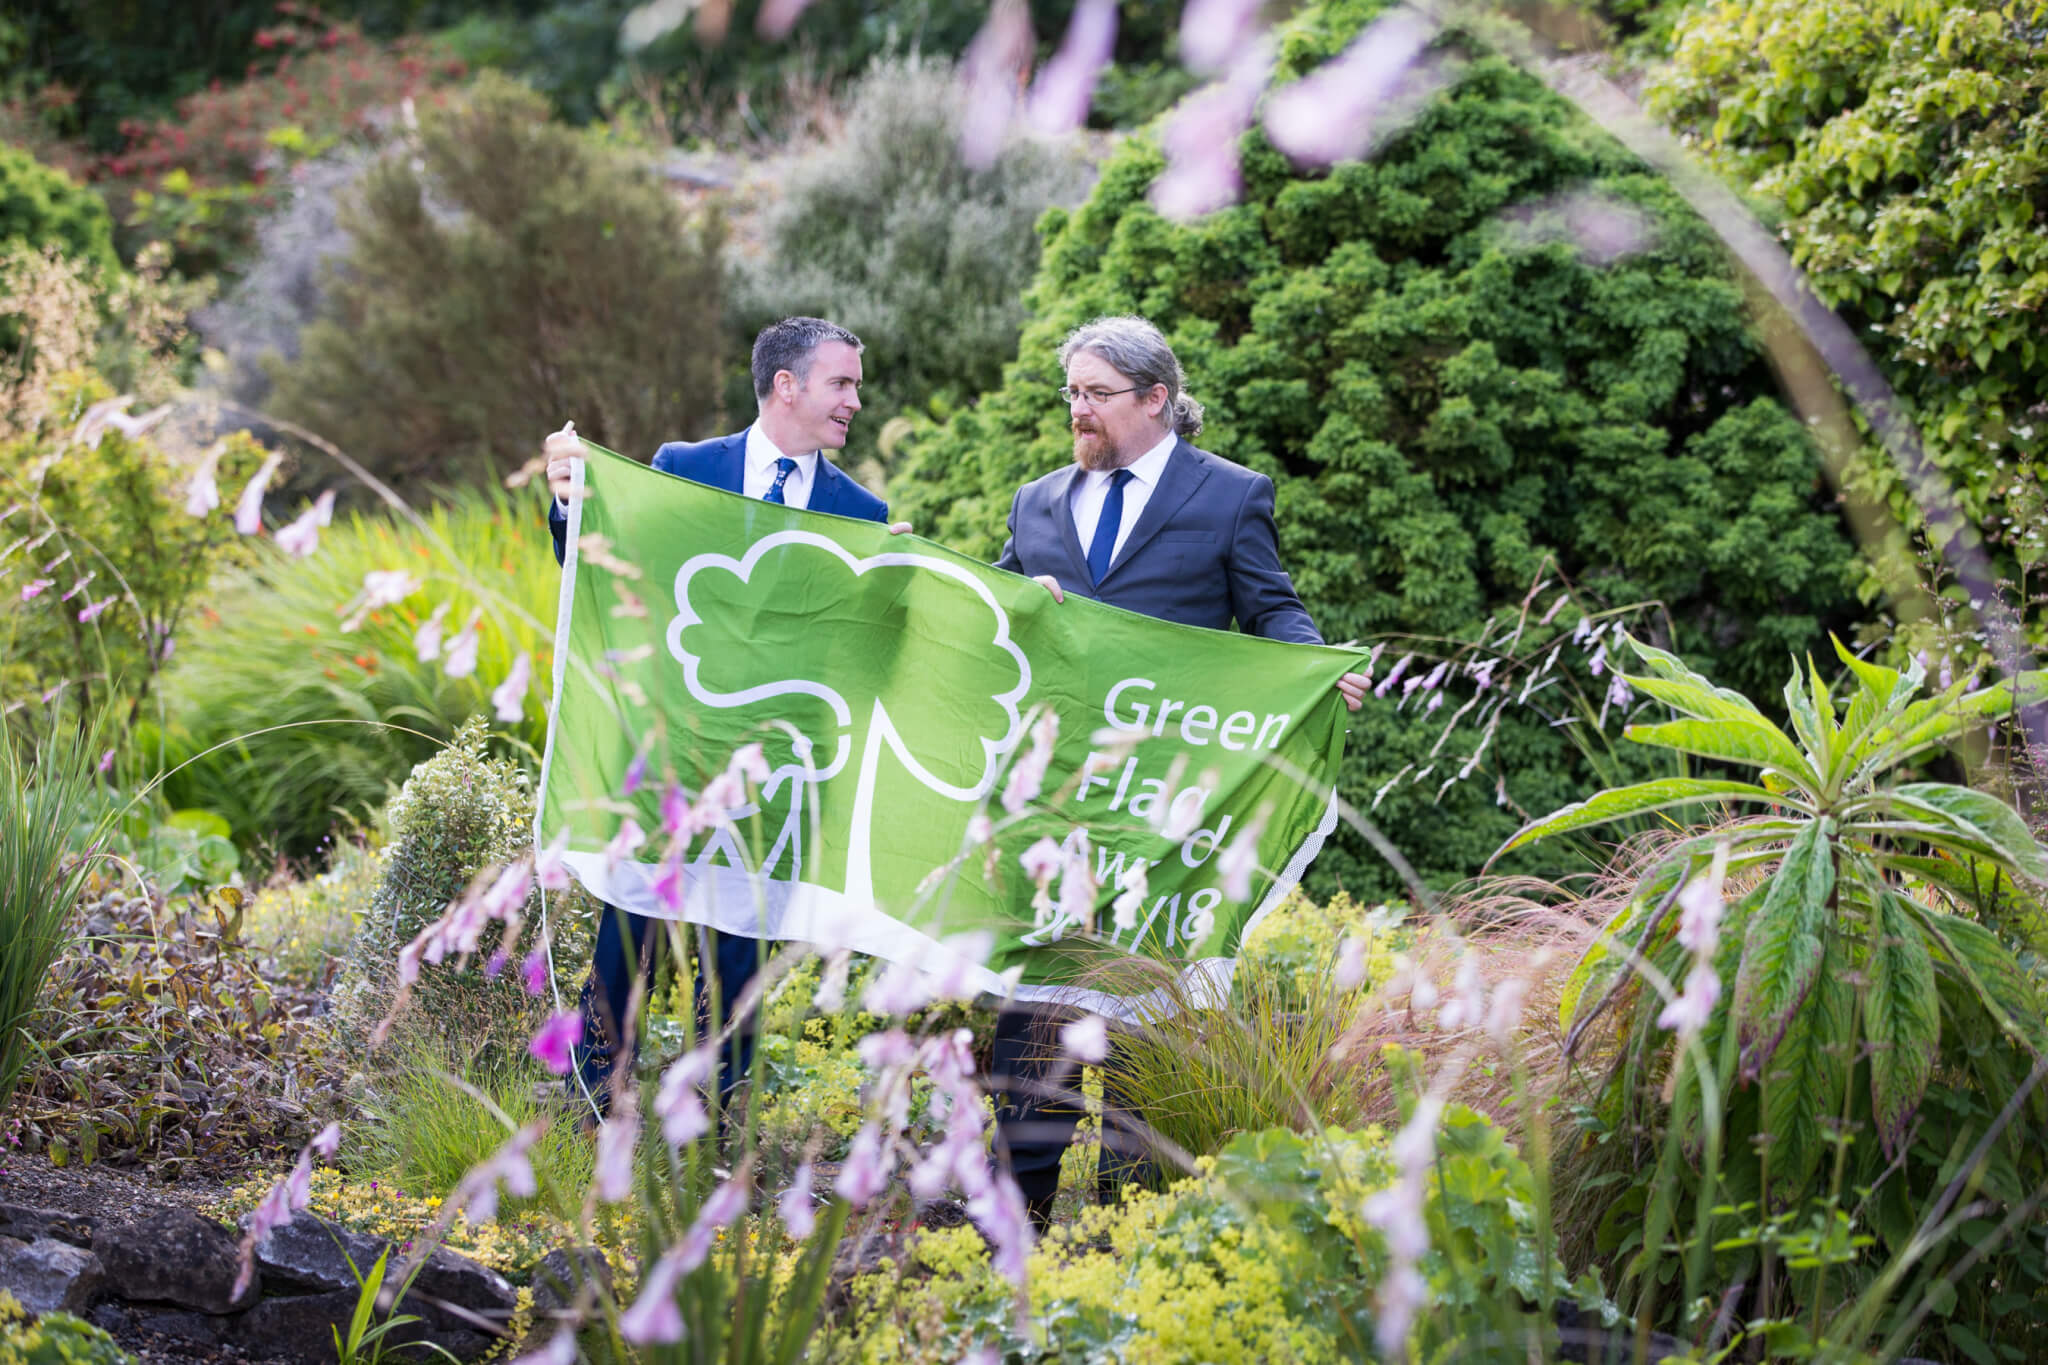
left=1070, top=430, right=1177, bottom=569
left=741, top=424, right=819, bottom=509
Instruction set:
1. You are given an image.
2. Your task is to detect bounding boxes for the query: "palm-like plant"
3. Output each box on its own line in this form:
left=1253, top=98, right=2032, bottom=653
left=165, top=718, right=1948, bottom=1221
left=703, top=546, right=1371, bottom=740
left=1500, top=637, right=2048, bottom=1289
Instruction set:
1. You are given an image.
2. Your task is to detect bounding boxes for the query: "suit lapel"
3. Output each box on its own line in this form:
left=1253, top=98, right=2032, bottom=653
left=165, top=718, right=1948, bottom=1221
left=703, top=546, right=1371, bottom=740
left=1103, top=441, right=1209, bottom=583
left=1047, top=465, right=1093, bottom=584
left=713, top=431, right=748, bottom=495
left=811, top=456, right=847, bottom=516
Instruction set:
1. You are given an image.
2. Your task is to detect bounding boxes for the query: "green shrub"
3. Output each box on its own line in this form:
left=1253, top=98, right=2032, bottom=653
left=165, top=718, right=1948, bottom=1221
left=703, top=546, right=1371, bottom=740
left=2, top=374, right=267, bottom=721
left=268, top=73, right=725, bottom=501
left=1518, top=637, right=2048, bottom=1352
left=725, top=55, right=1093, bottom=481
left=0, top=1292, right=130, bottom=1365
left=0, top=143, right=115, bottom=275
left=351, top=1037, right=594, bottom=1206
left=243, top=834, right=380, bottom=990
left=891, top=0, right=1864, bottom=896
left=1648, top=0, right=2048, bottom=652
left=329, top=716, right=590, bottom=1063
left=831, top=1117, right=1606, bottom=1362
left=151, top=484, right=556, bottom=858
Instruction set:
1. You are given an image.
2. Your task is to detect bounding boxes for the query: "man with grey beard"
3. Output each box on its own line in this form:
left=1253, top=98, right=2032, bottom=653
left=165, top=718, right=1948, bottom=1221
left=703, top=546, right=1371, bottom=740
left=989, top=314, right=1368, bottom=1226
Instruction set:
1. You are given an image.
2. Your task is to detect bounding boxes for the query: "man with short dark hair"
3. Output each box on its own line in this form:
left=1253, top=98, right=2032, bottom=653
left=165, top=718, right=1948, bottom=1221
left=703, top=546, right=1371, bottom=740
left=543, top=315, right=894, bottom=1115
left=991, top=314, right=1368, bottom=1225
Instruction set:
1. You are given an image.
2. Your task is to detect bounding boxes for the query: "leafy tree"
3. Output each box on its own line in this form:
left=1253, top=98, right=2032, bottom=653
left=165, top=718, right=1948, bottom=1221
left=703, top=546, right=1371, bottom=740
left=726, top=55, right=1093, bottom=482
left=1649, top=0, right=2048, bottom=648
left=0, top=142, right=116, bottom=274
left=891, top=0, right=1865, bottom=896
left=1513, top=636, right=2048, bottom=1352
left=268, top=73, right=726, bottom=501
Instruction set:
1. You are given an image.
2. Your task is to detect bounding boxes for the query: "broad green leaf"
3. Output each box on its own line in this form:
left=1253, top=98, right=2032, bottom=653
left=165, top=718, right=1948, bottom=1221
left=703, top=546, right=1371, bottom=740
left=1734, top=818, right=1836, bottom=1080
left=1619, top=635, right=1767, bottom=722
left=1831, top=635, right=1918, bottom=759
left=1862, top=672, right=2048, bottom=775
left=1622, top=718, right=1817, bottom=789
left=1880, top=852, right=2048, bottom=958
left=1891, top=783, right=2048, bottom=885
left=1758, top=937, right=1853, bottom=1198
left=1780, top=656, right=1834, bottom=779
left=1905, top=903, right=2048, bottom=1059
left=1867, top=891, right=1939, bottom=1159
left=1493, top=778, right=1787, bottom=858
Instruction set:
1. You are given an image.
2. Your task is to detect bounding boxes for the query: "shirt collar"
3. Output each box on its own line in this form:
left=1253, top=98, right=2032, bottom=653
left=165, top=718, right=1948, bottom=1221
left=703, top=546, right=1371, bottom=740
left=1088, top=429, right=1177, bottom=488
left=745, top=424, right=819, bottom=477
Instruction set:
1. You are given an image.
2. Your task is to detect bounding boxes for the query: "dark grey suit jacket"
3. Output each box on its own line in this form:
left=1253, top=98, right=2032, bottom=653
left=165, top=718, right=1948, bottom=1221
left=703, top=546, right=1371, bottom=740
left=994, top=439, right=1322, bottom=645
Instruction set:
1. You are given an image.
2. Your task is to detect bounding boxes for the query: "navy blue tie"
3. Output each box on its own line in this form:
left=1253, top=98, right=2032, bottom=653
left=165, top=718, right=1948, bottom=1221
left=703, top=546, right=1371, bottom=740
left=762, top=456, right=798, bottom=505
left=1086, top=468, right=1133, bottom=585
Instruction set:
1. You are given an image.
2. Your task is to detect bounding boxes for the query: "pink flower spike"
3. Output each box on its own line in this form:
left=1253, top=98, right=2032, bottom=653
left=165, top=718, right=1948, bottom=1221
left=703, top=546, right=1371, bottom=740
left=527, top=1010, right=582, bottom=1075
left=442, top=610, right=482, bottom=677
left=77, top=595, right=117, bottom=623
left=1179, top=0, right=1264, bottom=74
left=310, top=1122, right=341, bottom=1158
left=956, top=0, right=1034, bottom=169
left=234, top=452, right=284, bottom=535
left=1335, top=933, right=1370, bottom=992
left=727, top=742, right=770, bottom=785
left=618, top=1247, right=687, bottom=1345
left=96, top=748, right=115, bottom=774
left=1263, top=9, right=1442, bottom=167
left=1061, top=1013, right=1109, bottom=1064
left=535, top=831, right=573, bottom=892
left=653, top=852, right=687, bottom=914
left=413, top=602, right=450, bottom=663
left=778, top=1164, right=816, bottom=1239
left=1018, top=837, right=1063, bottom=886
left=1658, top=962, right=1722, bottom=1038
left=834, top=1124, right=892, bottom=1207
left=1026, top=0, right=1117, bottom=136
left=675, top=1172, right=750, bottom=1273
left=19, top=578, right=52, bottom=601
left=622, top=750, right=648, bottom=795
left=755, top=0, right=817, bottom=39
left=184, top=455, right=221, bottom=519
left=521, top=948, right=549, bottom=997
left=1218, top=806, right=1271, bottom=902
left=661, top=783, right=692, bottom=837
left=594, top=1108, right=638, bottom=1203
left=508, top=1329, right=577, bottom=1365
left=605, top=817, right=647, bottom=869
left=492, top=652, right=532, bottom=724
left=274, top=491, right=334, bottom=558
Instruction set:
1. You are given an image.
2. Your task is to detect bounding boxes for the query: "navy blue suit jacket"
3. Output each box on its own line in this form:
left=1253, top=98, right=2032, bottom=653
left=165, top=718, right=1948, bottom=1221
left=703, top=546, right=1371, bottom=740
left=549, top=430, right=889, bottom=563
left=994, top=439, right=1322, bottom=645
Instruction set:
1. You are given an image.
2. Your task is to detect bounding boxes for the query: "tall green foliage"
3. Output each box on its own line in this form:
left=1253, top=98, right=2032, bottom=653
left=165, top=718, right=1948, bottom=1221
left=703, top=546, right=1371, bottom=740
left=269, top=73, right=725, bottom=500
left=726, top=55, right=1093, bottom=479
left=893, top=0, right=1863, bottom=894
left=1508, top=637, right=2048, bottom=1349
left=1649, top=0, right=2048, bottom=644
left=152, top=485, right=556, bottom=858
left=0, top=715, right=118, bottom=1115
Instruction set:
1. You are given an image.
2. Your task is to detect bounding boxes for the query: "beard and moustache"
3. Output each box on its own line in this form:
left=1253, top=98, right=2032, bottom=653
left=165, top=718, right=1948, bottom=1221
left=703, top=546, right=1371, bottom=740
left=1072, top=419, right=1134, bottom=472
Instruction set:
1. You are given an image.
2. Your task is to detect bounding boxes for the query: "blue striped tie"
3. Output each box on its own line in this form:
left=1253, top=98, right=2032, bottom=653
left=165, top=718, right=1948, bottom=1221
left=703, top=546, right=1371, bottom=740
left=1086, top=469, right=1133, bottom=585
left=763, top=457, right=798, bottom=505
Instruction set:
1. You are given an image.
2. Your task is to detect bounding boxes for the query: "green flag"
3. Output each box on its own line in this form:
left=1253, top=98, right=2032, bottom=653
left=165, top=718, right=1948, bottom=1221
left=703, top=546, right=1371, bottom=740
left=537, top=442, right=1360, bottom=1017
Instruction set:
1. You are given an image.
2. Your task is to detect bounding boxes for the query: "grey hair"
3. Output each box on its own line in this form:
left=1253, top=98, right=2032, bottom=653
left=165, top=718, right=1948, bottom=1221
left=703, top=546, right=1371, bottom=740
left=752, top=316, right=863, bottom=400
left=1057, top=315, right=1204, bottom=439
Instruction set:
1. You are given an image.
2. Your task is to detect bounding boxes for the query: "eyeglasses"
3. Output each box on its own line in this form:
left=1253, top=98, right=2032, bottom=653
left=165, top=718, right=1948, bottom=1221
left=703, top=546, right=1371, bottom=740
left=1057, top=385, right=1146, bottom=407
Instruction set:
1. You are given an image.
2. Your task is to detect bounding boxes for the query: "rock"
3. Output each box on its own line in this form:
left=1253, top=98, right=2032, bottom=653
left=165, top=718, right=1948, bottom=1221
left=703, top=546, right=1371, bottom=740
left=0, top=1202, right=95, bottom=1248
left=0, top=1235, right=105, bottom=1315
left=1553, top=1302, right=1689, bottom=1363
left=129, top=1306, right=228, bottom=1350
left=528, top=1245, right=612, bottom=1321
left=94, top=1206, right=257, bottom=1313
left=225, top=1288, right=495, bottom=1363
left=248, top=1215, right=516, bottom=1342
